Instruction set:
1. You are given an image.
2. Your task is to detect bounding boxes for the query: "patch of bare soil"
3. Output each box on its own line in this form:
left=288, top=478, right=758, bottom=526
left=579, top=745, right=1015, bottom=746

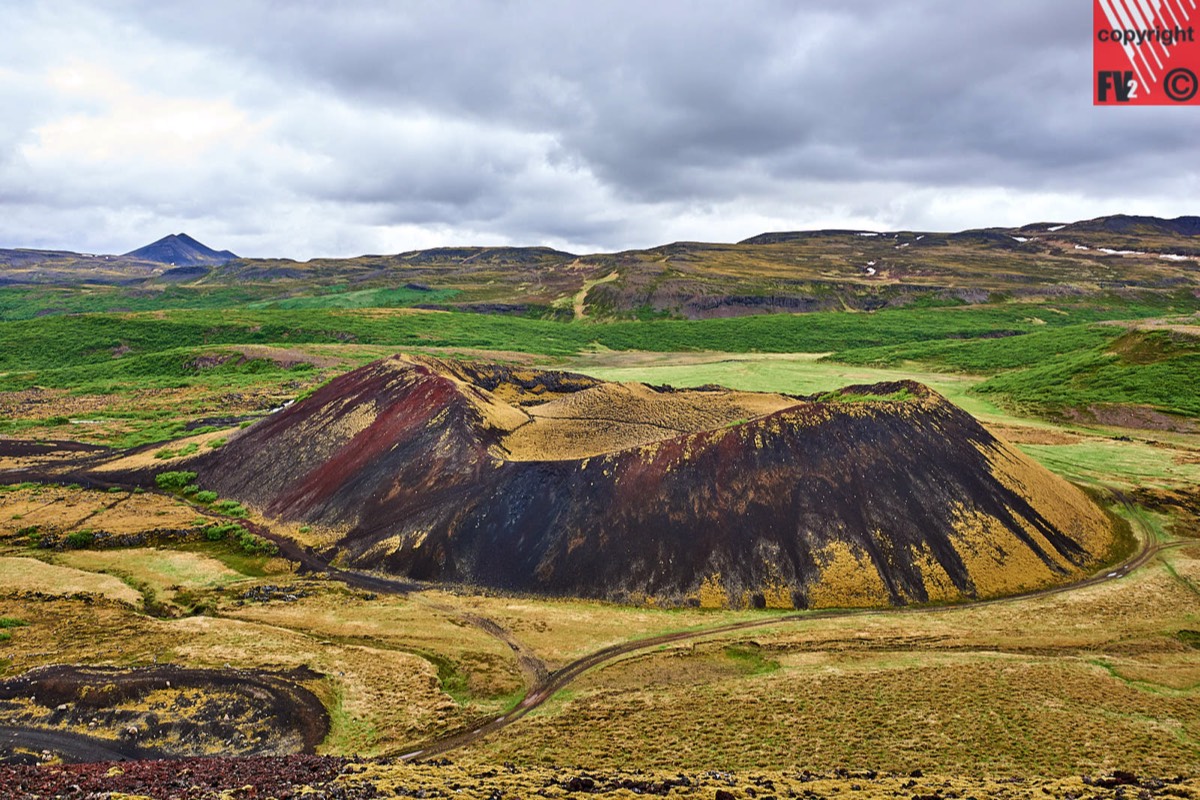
left=1065, top=404, right=1199, bottom=433
left=197, top=345, right=348, bottom=370
left=0, top=664, right=328, bottom=764
left=980, top=423, right=1084, bottom=445
left=0, top=439, right=112, bottom=477
left=504, top=382, right=798, bottom=460
left=0, top=390, right=114, bottom=423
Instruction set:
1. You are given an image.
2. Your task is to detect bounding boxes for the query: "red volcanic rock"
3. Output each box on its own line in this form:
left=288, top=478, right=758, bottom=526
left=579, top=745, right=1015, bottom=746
left=0, top=755, right=376, bottom=799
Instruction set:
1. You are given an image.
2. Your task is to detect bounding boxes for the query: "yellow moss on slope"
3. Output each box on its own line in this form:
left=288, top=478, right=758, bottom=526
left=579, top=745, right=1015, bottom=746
left=807, top=541, right=890, bottom=608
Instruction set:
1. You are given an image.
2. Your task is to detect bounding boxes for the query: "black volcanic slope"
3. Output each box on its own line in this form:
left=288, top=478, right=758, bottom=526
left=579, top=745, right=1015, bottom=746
left=123, top=233, right=237, bottom=266
left=192, top=355, right=1116, bottom=608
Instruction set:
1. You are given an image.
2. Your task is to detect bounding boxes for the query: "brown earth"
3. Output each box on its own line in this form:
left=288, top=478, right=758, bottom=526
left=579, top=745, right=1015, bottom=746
left=0, top=756, right=1191, bottom=800
left=158, top=354, right=1120, bottom=609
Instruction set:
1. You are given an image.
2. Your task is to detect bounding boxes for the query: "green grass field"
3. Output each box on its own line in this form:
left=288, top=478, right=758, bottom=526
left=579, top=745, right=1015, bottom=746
left=2, top=299, right=1197, bottom=446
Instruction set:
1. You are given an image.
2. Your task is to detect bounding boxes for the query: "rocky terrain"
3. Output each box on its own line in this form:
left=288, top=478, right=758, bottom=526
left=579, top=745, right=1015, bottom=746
left=0, top=756, right=1192, bottom=800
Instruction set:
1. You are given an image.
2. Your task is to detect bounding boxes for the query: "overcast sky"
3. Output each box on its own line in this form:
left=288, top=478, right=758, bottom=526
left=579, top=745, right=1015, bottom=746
left=1, top=1, right=1196, bottom=259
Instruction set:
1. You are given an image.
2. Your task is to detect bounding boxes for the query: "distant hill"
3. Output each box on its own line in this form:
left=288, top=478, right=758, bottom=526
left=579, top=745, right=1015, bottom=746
left=2, top=215, right=1198, bottom=317
left=123, top=233, right=237, bottom=266
left=1053, top=214, right=1200, bottom=237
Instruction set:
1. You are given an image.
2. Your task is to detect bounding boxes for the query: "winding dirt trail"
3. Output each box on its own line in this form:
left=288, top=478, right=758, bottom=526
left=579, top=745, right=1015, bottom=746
left=572, top=271, right=618, bottom=320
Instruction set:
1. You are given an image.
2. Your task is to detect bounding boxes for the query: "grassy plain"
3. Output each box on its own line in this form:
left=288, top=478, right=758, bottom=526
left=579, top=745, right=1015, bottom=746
left=470, top=539, right=1200, bottom=775
left=5, top=301, right=1194, bottom=446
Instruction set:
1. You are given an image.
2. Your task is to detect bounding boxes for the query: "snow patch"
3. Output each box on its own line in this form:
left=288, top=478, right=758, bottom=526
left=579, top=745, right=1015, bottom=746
left=1047, top=225, right=1066, bottom=232
left=865, top=267, right=877, bottom=276
left=1074, top=245, right=1090, bottom=250
left=1098, top=248, right=1146, bottom=256
left=269, top=399, right=296, bottom=414
left=857, top=232, right=879, bottom=237
left=1011, top=236, right=1029, bottom=243
left=1160, top=254, right=1194, bottom=262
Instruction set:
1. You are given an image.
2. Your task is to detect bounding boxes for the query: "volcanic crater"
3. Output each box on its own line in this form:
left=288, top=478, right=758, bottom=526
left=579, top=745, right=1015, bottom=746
left=192, top=354, right=1118, bottom=608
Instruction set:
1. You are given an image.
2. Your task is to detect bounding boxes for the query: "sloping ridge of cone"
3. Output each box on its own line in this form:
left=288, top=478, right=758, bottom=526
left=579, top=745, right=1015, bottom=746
left=193, top=354, right=1118, bottom=609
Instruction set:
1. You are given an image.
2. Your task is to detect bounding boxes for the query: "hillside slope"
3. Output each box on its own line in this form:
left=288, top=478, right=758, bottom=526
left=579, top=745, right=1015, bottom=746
left=190, top=355, right=1117, bottom=608
left=2, top=215, right=1196, bottom=315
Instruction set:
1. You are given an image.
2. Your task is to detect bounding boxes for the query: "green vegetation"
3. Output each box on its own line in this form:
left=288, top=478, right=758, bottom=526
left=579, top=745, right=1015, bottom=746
left=1, top=301, right=1193, bottom=432
left=0, top=346, right=316, bottom=393
left=0, top=303, right=1181, bottom=377
left=211, top=500, right=249, bottom=518
left=155, top=471, right=198, bottom=492
left=64, top=530, right=96, bottom=548
left=974, top=333, right=1200, bottom=418
left=193, top=490, right=219, bottom=504
left=155, top=442, right=200, bottom=459
left=0, top=283, right=456, bottom=322
left=201, top=522, right=277, bottom=556
left=828, top=324, right=1200, bottom=419
left=246, top=285, right=457, bottom=310
left=722, top=644, right=780, bottom=675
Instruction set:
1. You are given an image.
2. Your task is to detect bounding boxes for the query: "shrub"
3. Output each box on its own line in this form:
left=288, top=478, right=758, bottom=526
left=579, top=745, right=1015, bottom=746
left=181, top=484, right=200, bottom=496
left=65, top=530, right=96, bottom=548
left=154, top=441, right=200, bottom=460
left=193, top=490, right=219, bottom=504
left=107, top=486, right=124, bottom=493
left=236, top=530, right=278, bottom=556
left=211, top=499, right=248, bottom=518
left=155, top=471, right=197, bottom=492
left=207, top=437, right=227, bottom=449
left=0, top=617, right=27, bottom=629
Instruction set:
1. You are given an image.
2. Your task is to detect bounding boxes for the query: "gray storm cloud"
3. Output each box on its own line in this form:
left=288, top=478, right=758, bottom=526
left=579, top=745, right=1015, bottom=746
left=0, top=0, right=1195, bottom=258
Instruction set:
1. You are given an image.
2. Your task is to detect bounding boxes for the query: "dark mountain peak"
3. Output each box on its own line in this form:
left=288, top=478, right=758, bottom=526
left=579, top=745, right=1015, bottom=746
left=738, top=229, right=877, bottom=245
left=1057, top=215, right=1200, bottom=237
left=123, top=233, right=237, bottom=266
left=741, top=215, right=1200, bottom=245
